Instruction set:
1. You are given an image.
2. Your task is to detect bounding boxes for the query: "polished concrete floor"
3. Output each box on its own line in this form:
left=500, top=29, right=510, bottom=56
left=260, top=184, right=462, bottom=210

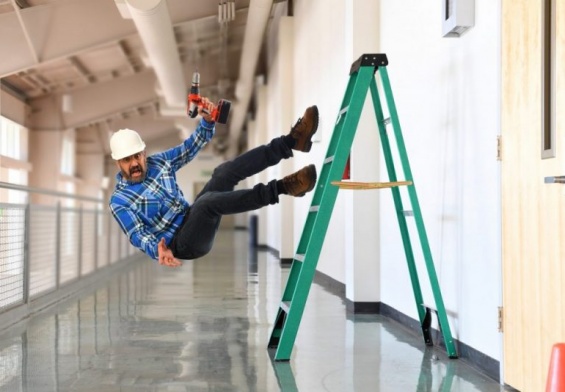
left=0, top=230, right=512, bottom=392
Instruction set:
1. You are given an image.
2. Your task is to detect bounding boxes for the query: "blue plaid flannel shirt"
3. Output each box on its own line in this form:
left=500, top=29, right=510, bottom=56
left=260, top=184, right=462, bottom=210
left=109, top=119, right=215, bottom=260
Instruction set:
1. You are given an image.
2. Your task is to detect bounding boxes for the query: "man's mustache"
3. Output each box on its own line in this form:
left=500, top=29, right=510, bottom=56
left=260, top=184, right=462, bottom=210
left=129, top=166, right=142, bottom=176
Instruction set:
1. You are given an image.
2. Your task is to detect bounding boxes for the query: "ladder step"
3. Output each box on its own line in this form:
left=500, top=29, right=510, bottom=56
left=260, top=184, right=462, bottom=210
left=324, top=156, right=334, bottom=165
left=403, top=210, right=414, bottom=216
left=331, top=180, right=412, bottom=190
left=295, top=254, right=305, bottom=262
left=281, top=301, right=291, bottom=313
left=336, top=106, right=349, bottom=124
left=309, top=206, right=320, bottom=212
left=421, top=303, right=438, bottom=312
left=383, top=117, right=391, bottom=126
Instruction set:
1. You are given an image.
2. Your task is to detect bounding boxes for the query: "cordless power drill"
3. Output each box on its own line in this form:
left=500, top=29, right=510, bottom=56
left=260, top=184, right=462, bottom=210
left=187, top=72, right=231, bottom=124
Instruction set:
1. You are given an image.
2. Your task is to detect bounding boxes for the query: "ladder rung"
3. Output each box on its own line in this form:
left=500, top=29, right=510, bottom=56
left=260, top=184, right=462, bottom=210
left=309, top=206, right=319, bottom=212
left=403, top=210, right=414, bottom=216
left=295, top=254, right=305, bottom=262
left=335, top=106, right=349, bottom=124
left=324, top=156, right=334, bottom=164
left=281, top=301, right=291, bottom=313
left=383, top=117, right=391, bottom=126
left=421, top=303, right=437, bottom=312
left=331, top=181, right=412, bottom=190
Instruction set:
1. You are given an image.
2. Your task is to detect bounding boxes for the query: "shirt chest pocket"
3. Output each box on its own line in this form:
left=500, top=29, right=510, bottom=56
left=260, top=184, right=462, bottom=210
left=139, top=197, right=161, bottom=223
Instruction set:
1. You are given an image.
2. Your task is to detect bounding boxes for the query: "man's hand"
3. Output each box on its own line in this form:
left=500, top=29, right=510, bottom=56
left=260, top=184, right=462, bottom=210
left=199, top=97, right=215, bottom=123
left=157, top=238, right=182, bottom=267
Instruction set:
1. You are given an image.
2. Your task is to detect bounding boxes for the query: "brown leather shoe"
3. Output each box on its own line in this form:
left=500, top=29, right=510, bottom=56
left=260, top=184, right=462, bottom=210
left=282, top=164, right=317, bottom=197
left=289, top=105, right=319, bottom=152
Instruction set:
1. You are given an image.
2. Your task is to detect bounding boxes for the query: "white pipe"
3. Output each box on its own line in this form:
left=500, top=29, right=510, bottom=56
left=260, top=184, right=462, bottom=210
left=125, top=0, right=186, bottom=109
left=227, top=0, right=272, bottom=157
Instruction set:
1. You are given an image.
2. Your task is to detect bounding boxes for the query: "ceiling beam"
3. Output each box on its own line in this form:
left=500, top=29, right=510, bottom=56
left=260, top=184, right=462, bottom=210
left=68, top=56, right=96, bottom=84
left=0, top=0, right=232, bottom=78
left=27, top=70, right=160, bottom=130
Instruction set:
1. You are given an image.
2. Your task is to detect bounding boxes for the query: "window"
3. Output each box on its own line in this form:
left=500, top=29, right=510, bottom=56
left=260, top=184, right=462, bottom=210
left=60, top=131, right=75, bottom=177
left=0, top=116, right=27, bottom=161
left=0, top=116, right=28, bottom=203
left=541, top=0, right=556, bottom=159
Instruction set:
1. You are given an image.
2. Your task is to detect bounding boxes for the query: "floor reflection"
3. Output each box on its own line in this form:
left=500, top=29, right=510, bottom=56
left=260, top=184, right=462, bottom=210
left=269, top=351, right=299, bottom=392
left=0, top=231, right=509, bottom=392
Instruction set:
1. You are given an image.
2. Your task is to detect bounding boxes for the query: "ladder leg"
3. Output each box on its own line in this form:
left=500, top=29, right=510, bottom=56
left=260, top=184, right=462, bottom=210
left=268, top=66, right=376, bottom=361
left=369, top=77, right=427, bottom=326
left=379, top=66, right=457, bottom=358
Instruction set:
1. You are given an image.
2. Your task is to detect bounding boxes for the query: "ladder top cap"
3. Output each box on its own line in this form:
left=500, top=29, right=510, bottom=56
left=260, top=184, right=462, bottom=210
left=350, top=53, right=389, bottom=75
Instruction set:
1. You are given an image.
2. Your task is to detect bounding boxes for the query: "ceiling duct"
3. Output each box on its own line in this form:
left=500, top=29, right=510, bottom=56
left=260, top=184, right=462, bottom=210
left=116, top=0, right=186, bottom=115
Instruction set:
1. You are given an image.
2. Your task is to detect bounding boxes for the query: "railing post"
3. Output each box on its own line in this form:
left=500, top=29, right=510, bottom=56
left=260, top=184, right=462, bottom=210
left=55, top=201, right=61, bottom=289
left=94, top=209, right=99, bottom=271
left=78, top=203, right=83, bottom=278
left=117, top=221, right=121, bottom=262
left=107, top=212, right=111, bottom=266
left=23, top=203, right=30, bottom=304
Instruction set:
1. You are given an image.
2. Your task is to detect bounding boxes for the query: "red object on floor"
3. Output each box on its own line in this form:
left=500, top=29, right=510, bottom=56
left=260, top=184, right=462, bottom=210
left=547, top=343, right=565, bottom=392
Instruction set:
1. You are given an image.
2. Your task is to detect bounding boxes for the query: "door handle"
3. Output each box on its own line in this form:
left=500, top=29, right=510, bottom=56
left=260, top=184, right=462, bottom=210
left=545, top=176, right=565, bottom=184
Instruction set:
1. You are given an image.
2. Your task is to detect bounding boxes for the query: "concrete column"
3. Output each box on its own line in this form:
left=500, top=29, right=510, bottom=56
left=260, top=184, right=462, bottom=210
left=28, top=129, right=64, bottom=205
left=254, top=83, right=269, bottom=247
left=344, top=0, right=381, bottom=310
left=278, top=16, right=295, bottom=262
left=76, top=153, right=105, bottom=200
left=247, top=118, right=258, bottom=245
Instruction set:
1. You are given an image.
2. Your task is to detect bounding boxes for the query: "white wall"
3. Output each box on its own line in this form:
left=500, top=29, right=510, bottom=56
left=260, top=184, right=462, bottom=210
left=378, top=0, right=501, bottom=360
left=291, top=0, right=350, bottom=283
left=261, top=0, right=502, bottom=362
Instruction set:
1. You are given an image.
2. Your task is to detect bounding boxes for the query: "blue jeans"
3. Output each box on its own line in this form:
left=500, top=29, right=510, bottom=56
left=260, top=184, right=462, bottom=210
left=170, top=136, right=293, bottom=259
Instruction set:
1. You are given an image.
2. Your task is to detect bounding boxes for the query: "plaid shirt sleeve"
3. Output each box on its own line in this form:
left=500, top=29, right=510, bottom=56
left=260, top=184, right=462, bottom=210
left=161, top=119, right=215, bottom=171
left=110, top=199, right=159, bottom=260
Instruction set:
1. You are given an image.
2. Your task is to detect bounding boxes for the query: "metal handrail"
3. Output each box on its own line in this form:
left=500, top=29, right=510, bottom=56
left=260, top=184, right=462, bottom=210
left=0, top=181, right=103, bottom=203
left=0, top=180, right=136, bottom=330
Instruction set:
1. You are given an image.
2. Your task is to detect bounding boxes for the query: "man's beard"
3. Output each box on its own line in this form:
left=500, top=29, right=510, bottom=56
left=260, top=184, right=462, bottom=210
left=124, top=165, right=146, bottom=183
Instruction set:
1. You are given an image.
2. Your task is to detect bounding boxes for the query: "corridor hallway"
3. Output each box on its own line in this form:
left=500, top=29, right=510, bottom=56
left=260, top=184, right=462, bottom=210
left=0, top=230, right=510, bottom=391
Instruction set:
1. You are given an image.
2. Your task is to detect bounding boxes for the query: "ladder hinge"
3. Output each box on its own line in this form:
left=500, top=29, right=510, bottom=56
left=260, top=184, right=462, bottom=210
left=497, top=136, right=502, bottom=161
left=498, top=306, right=504, bottom=332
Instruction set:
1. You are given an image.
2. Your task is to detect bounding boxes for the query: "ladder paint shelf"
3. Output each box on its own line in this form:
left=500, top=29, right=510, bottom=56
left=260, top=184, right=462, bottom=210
left=268, top=53, right=458, bottom=361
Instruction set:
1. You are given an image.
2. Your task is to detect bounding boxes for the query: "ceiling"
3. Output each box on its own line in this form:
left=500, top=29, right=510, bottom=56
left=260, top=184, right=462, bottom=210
left=0, top=0, right=286, bottom=158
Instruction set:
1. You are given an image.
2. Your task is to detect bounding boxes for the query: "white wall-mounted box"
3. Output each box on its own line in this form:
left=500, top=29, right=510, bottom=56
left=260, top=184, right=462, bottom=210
left=442, top=0, right=475, bottom=37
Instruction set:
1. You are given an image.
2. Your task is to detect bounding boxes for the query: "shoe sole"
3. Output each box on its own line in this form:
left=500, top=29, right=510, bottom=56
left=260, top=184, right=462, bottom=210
left=302, top=106, right=319, bottom=153
left=296, top=164, right=317, bottom=197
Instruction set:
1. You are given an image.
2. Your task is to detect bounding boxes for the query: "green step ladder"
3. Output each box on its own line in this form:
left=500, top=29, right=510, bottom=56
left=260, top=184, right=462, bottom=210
left=268, top=53, right=458, bottom=361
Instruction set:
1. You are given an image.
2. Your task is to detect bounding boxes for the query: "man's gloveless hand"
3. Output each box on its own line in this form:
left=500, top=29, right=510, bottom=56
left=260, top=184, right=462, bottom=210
left=199, top=97, right=215, bottom=123
left=157, top=238, right=182, bottom=267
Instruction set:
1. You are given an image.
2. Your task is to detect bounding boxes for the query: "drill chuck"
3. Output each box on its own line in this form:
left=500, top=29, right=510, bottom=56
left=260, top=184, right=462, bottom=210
left=187, top=72, right=201, bottom=118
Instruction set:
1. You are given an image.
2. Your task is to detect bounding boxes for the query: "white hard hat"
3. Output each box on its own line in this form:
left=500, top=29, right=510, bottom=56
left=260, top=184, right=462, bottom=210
left=110, top=128, right=146, bottom=160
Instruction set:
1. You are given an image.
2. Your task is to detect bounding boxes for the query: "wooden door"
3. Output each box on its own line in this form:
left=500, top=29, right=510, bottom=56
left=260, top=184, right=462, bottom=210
left=501, top=0, right=565, bottom=390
